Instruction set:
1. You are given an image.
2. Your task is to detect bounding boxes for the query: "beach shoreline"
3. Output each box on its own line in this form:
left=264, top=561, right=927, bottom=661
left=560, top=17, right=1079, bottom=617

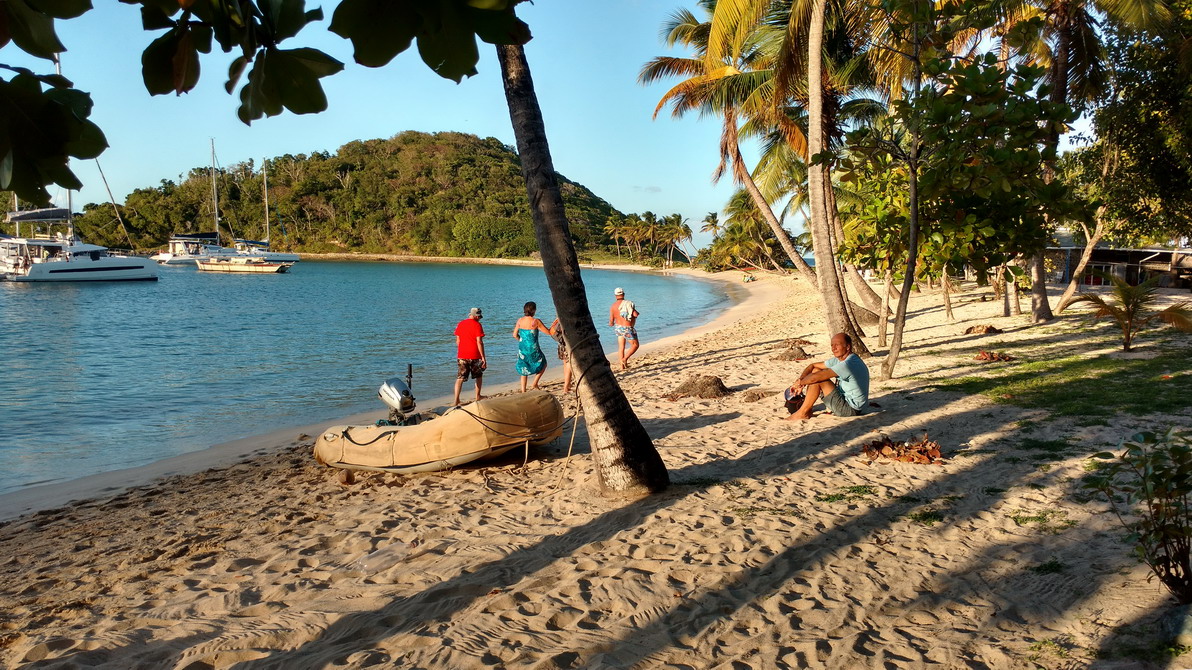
left=3, top=273, right=1189, bottom=668
left=0, top=267, right=766, bottom=522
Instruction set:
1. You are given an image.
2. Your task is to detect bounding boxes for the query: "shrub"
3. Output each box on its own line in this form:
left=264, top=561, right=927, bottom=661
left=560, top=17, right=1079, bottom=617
left=1087, top=428, right=1192, bottom=603
left=1070, top=273, right=1192, bottom=350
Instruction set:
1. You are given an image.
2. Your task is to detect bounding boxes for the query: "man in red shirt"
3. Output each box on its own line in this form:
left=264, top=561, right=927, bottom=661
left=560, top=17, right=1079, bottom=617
left=453, top=307, right=487, bottom=406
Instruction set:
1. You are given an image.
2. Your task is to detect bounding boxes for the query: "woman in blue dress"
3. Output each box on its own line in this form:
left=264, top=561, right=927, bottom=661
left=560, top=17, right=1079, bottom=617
left=512, top=301, right=553, bottom=392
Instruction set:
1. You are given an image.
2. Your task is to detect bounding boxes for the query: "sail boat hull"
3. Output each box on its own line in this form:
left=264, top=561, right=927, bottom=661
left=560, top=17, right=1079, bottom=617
left=1, top=237, right=159, bottom=282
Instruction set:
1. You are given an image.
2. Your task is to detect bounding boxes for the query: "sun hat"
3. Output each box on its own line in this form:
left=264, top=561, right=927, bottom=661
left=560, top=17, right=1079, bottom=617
left=613, top=287, right=625, bottom=296
left=469, top=307, right=483, bottom=318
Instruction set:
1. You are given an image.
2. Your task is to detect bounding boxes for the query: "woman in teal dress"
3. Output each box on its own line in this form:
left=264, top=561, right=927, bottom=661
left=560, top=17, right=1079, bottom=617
left=512, top=301, right=553, bottom=392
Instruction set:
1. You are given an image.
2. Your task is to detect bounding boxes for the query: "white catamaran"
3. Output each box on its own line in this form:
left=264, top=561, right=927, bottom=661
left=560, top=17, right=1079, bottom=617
left=1, top=208, right=159, bottom=282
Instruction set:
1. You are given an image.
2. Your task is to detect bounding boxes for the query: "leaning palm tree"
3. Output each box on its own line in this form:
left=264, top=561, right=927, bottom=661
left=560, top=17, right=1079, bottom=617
left=1070, top=273, right=1192, bottom=350
left=640, top=1, right=817, bottom=284
left=497, top=45, right=668, bottom=494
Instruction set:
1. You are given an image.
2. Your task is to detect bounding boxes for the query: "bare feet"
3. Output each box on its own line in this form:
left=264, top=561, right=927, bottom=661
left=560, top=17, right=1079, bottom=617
left=785, top=411, right=815, bottom=422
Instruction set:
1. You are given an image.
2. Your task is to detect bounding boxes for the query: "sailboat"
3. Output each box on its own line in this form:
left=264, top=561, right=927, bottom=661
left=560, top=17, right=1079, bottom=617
left=230, top=159, right=299, bottom=263
left=1, top=208, right=159, bottom=282
left=151, top=140, right=238, bottom=265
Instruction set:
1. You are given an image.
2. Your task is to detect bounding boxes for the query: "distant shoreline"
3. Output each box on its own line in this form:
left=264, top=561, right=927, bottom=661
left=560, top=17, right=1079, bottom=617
left=299, top=252, right=661, bottom=273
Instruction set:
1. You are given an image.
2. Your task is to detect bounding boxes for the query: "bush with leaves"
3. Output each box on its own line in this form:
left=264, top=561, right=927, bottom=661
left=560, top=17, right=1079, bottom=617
left=1071, top=273, right=1192, bottom=350
left=1088, top=429, right=1192, bottom=604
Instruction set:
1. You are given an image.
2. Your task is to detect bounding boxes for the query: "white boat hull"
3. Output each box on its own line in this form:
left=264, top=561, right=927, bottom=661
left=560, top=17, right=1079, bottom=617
left=196, top=258, right=292, bottom=273
left=2, top=253, right=158, bottom=282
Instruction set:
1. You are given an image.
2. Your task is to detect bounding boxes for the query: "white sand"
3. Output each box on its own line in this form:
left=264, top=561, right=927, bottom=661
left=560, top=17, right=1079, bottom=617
left=1, top=271, right=1189, bottom=668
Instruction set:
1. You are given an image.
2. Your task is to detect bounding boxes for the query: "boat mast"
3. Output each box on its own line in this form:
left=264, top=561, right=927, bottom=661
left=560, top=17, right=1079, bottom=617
left=210, top=139, right=220, bottom=241
left=55, top=55, right=75, bottom=241
left=262, top=158, right=270, bottom=244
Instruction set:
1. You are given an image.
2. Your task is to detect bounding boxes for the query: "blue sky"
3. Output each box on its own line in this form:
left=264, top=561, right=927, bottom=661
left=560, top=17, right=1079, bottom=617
left=8, top=0, right=745, bottom=248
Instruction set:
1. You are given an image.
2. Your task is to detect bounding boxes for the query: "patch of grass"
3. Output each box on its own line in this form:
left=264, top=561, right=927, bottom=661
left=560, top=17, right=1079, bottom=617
left=897, top=495, right=924, bottom=503
left=1027, top=483, right=1045, bottom=490
left=1029, top=559, right=1068, bottom=575
left=1029, top=637, right=1072, bottom=659
left=730, top=506, right=803, bottom=519
left=816, top=485, right=878, bottom=503
left=1011, top=509, right=1077, bottom=534
left=929, top=343, right=1192, bottom=416
left=675, top=477, right=725, bottom=488
left=954, top=448, right=996, bottom=458
left=907, top=509, right=946, bottom=526
left=1019, top=438, right=1071, bottom=454
left=983, top=487, right=1008, bottom=495
left=1017, top=419, right=1038, bottom=433
left=1004, top=456, right=1024, bottom=464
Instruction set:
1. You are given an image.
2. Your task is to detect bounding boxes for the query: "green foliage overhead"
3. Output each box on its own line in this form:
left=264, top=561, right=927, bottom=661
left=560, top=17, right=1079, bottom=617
left=0, top=0, right=531, bottom=205
left=0, top=67, right=107, bottom=204
left=52, top=130, right=622, bottom=258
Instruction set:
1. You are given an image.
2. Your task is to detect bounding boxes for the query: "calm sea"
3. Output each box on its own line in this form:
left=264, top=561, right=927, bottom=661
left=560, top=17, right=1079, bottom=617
left=0, top=261, right=731, bottom=496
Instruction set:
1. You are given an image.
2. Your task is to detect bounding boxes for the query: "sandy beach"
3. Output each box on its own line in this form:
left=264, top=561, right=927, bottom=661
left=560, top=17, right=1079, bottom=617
left=2, top=270, right=1189, bottom=668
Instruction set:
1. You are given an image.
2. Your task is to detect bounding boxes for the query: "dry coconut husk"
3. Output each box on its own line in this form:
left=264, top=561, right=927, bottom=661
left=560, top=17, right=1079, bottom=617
left=862, top=433, right=944, bottom=465
left=974, top=350, right=1015, bottom=362
left=772, top=346, right=810, bottom=361
left=964, top=324, right=1003, bottom=335
left=667, top=375, right=733, bottom=401
left=741, top=389, right=779, bottom=403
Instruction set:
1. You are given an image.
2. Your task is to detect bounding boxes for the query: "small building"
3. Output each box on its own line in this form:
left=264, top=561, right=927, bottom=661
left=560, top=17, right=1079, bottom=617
left=1047, top=229, right=1192, bottom=289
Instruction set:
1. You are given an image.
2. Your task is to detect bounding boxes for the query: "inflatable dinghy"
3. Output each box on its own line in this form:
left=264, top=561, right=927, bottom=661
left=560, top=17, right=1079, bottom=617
left=315, top=391, right=564, bottom=473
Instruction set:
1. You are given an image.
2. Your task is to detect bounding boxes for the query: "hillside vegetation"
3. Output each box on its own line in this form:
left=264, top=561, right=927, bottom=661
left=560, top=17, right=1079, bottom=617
left=66, top=131, right=624, bottom=257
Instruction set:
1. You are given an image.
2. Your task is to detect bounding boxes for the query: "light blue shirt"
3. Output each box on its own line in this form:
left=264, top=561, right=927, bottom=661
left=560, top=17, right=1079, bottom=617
left=826, top=353, right=870, bottom=411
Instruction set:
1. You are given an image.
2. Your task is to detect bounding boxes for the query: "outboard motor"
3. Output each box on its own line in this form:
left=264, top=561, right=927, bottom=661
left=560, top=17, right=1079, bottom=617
left=378, top=364, right=418, bottom=424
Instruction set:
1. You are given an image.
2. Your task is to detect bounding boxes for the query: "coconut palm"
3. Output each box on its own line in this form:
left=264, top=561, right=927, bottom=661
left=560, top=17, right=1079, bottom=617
left=1070, top=273, right=1192, bottom=350
left=497, top=45, right=668, bottom=493
left=639, top=1, right=817, bottom=283
left=603, top=216, right=624, bottom=258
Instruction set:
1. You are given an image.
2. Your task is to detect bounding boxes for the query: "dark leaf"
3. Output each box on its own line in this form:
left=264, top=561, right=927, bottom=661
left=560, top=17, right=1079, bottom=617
left=3, top=0, right=66, bottom=58
left=330, top=0, right=418, bottom=68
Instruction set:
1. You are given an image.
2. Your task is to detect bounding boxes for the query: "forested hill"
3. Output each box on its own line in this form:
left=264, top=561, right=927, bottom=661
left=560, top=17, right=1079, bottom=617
left=70, top=131, right=623, bottom=256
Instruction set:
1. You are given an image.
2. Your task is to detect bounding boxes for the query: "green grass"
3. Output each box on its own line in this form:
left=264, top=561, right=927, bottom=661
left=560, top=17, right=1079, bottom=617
left=907, top=510, right=945, bottom=526
left=1029, top=559, right=1068, bottom=575
left=1011, top=509, right=1077, bottom=534
left=930, top=343, right=1192, bottom=416
left=983, top=487, right=1008, bottom=495
left=1019, top=438, right=1072, bottom=453
left=815, top=485, right=878, bottom=503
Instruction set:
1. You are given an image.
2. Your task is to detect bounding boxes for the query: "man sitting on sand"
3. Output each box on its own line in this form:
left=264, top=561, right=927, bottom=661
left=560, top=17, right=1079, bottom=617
left=786, top=333, right=870, bottom=421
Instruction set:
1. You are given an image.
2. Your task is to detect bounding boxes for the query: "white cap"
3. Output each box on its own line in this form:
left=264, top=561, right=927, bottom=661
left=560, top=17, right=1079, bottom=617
left=614, top=287, right=624, bottom=296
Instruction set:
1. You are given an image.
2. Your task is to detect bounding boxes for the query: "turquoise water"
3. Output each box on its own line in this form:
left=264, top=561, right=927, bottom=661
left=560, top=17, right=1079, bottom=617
left=0, top=261, right=731, bottom=496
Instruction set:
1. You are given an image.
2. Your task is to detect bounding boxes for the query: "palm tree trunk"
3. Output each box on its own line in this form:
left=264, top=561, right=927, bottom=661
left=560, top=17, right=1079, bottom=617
left=497, top=44, right=668, bottom=495
left=807, top=0, right=869, bottom=355
left=825, top=181, right=885, bottom=313
left=722, top=113, right=816, bottom=283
